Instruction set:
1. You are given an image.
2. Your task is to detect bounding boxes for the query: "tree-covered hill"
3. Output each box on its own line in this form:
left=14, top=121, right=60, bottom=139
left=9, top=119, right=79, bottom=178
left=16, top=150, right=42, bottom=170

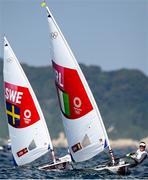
left=0, top=58, right=148, bottom=140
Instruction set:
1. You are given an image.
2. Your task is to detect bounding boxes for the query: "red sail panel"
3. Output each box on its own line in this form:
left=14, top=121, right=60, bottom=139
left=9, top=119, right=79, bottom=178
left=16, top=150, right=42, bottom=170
left=52, top=61, right=93, bottom=119
left=4, top=82, right=40, bottom=128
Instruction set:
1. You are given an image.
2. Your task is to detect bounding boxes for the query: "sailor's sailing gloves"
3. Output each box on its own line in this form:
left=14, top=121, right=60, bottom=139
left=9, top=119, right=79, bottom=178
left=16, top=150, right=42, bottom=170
left=126, top=153, right=136, bottom=158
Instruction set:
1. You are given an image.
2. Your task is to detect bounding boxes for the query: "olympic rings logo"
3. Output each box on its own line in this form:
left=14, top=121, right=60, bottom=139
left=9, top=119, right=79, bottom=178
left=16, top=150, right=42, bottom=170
left=51, top=32, right=58, bottom=39
left=7, top=58, right=13, bottom=63
left=24, top=109, right=31, bottom=119
left=73, top=97, right=82, bottom=108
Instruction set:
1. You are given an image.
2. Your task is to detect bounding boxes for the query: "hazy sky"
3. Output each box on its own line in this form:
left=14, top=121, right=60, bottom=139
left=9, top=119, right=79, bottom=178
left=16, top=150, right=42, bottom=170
left=0, top=0, right=148, bottom=75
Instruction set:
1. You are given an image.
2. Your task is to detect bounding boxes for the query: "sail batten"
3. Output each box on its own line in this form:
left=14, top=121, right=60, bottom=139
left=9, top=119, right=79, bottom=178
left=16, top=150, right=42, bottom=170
left=3, top=37, right=53, bottom=166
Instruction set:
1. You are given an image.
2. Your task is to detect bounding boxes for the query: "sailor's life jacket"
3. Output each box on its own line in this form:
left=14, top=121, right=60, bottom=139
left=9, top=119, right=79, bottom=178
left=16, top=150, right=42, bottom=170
left=133, top=149, right=148, bottom=164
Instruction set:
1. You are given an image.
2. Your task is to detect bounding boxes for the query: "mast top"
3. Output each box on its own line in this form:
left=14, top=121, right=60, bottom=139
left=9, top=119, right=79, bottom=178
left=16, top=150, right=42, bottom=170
left=41, top=1, right=52, bottom=18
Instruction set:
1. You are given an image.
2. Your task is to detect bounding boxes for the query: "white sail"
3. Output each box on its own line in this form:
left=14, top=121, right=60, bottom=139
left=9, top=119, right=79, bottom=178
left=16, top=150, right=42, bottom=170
left=44, top=4, right=111, bottom=162
left=3, top=37, right=53, bottom=166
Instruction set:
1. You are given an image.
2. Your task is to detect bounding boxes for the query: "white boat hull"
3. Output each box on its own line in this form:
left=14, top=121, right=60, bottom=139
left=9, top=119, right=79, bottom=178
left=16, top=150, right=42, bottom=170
left=39, top=161, right=73, bottom=171
left=94, top=163, right=130, bottom=175
left=39, top=153, right=73, bottom=170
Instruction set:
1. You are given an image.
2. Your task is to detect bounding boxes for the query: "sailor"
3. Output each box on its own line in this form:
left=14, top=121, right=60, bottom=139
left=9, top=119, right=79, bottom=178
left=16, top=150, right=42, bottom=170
left=120, top=142, right=148, bottom=167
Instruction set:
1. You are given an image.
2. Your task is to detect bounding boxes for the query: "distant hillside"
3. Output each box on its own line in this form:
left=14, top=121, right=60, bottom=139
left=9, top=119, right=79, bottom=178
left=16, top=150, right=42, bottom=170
left=0, top=58, right=148, bottom=140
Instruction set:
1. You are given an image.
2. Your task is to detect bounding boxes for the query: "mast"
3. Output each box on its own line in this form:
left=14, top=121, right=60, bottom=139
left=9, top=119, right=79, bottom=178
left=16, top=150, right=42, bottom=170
left=41, top=1, right=116, bottom=164
left=41, top=1, right=63, bottom=164
left=109, top=147, right=115, bottom=165
left=50, top=149, right=56, bottom=163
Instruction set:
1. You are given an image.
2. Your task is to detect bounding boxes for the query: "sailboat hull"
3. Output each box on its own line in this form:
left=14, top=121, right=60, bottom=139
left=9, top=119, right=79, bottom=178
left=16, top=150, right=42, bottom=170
left=39, top=161, right=73, bottom=171
left=39, top=154, right=73, bottom=171
left=94, top=163, right=130, bottom=175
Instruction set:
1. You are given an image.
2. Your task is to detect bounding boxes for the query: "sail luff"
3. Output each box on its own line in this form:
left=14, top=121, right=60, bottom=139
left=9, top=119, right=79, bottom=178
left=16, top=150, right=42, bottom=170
left=45, top=5, right=110, bottom=145
left=44, top=2, right=116, bottom=162
left=3, top=36, right=54, bottom=165
left=45, top=4, right=111, bottom=146
left=4, top=37, right=53, bottom=150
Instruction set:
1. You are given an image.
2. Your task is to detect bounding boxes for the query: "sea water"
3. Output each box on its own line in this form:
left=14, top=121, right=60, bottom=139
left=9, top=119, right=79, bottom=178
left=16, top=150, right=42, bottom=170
left=0, top=147, right=148, bottom=179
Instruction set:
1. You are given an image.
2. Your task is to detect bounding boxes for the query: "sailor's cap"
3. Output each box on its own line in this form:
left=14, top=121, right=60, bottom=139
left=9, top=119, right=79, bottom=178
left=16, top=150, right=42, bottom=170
left=139, top=142, right=146, bottom=147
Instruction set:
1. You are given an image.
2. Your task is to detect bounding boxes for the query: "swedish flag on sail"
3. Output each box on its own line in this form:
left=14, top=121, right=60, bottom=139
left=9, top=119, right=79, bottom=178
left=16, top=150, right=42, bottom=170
left=6, top=102, right=20, bottom=128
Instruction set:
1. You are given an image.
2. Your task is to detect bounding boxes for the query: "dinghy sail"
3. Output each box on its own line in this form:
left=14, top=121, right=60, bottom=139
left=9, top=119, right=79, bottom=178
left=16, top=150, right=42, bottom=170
left=3, top=37, right=56, bottom=166
left=43, top=2, right=115, bottom=164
